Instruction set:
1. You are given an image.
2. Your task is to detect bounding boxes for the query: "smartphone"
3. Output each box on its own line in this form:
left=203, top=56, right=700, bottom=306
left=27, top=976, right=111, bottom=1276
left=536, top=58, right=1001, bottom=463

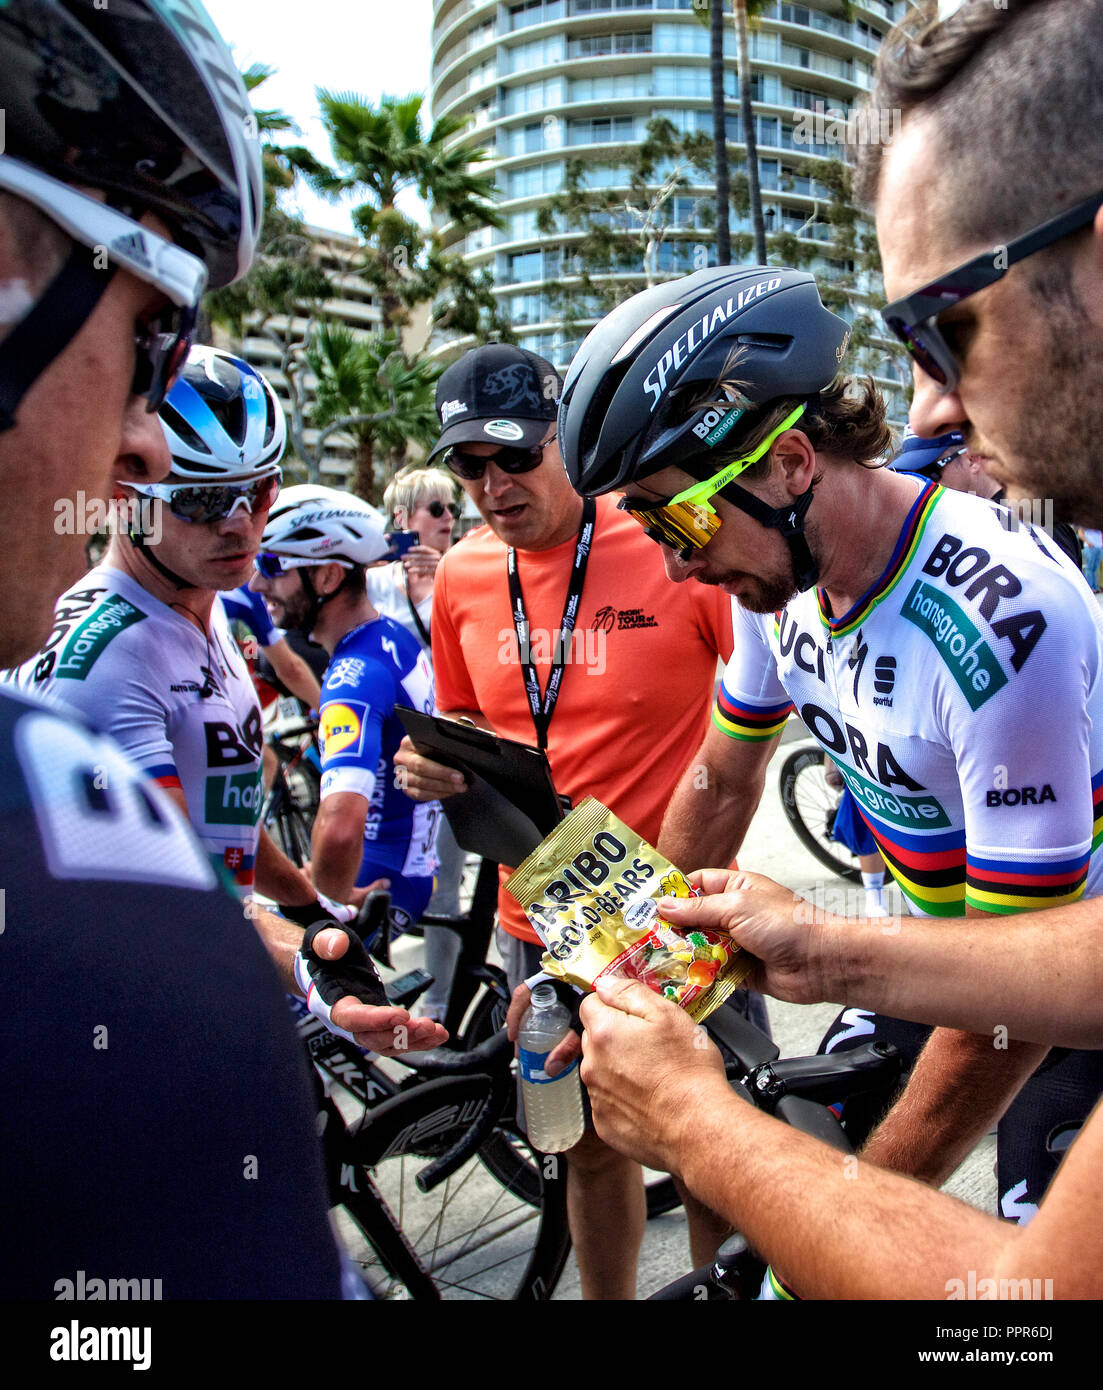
left=385, top=529, right=419, bottom=560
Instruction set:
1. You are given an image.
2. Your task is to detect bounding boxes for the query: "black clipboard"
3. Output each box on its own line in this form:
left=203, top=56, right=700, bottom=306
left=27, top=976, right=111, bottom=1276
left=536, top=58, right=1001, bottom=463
left=396, top=707, right=565, bottom=866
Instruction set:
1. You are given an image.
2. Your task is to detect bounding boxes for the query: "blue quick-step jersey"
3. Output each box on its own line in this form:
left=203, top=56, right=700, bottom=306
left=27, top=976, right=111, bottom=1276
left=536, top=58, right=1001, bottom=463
left=318, top=615, right=441, bottom=886
left=715, top=481, right=1103, bottom=916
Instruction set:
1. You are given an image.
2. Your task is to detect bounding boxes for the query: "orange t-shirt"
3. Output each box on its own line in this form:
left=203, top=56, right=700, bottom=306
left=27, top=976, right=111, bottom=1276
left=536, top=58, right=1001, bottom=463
left=432, top=494, right=734, bottom=942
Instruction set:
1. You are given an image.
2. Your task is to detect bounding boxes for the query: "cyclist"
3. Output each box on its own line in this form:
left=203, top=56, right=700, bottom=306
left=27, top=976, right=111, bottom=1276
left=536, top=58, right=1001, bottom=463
left=221, top=581, right=322, bottom=712
left=11, top=347, right=349, bottom=937
left=368, top=464, right=467, bottom=1021
left=0, top=0, right=386, bottom=1298
left=559, top=262, right=1103, bottom=1237
left=253, top=485, right=443, bottom=942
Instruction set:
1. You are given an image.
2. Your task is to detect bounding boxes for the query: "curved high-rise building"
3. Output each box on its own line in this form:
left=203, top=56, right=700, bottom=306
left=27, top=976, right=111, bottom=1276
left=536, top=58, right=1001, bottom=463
left=430, top=0, right=908, bottom=415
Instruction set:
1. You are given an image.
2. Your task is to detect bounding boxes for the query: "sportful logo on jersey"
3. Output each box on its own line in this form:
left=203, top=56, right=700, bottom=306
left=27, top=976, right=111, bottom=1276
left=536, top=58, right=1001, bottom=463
left=55, top=599, right=146, bottom=681
left=901, top=582, right=1008, bottom=710
left=643, top=278, right=783, bottom=411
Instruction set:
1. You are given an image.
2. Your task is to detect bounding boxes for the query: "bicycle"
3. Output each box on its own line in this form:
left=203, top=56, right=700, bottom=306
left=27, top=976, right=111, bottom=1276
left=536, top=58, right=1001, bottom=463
left=293, top=940, right=570, bottom=1301
left=261, top=713, right=321, bottom=867
left=778, top=741, right=862, bottom=883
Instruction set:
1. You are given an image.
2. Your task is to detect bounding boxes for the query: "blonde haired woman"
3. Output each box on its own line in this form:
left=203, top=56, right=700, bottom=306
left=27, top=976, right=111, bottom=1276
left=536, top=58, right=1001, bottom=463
left=366, top=468, right=461, bottom=645
left=369, top=466, right=465, bottom=1021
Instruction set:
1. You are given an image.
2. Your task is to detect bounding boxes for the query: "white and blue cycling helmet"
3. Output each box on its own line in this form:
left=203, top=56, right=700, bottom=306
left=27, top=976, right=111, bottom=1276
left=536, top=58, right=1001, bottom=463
left=160, top=347, right=286, bottom=482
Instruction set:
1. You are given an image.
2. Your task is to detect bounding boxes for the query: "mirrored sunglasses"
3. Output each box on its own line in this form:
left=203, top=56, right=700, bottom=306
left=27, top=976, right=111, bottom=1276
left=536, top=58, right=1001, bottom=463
left=133, top=472, right=281, bottom=525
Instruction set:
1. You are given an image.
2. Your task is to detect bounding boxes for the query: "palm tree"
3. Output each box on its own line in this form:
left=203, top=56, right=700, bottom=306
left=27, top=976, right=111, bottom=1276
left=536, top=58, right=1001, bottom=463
left=709, top=1, right=731, bottom=265
left=733, top=1, right=769, bottom=266
left=305, top=323, right=441, bottom=502
left=289, top=93, right=503, bottom=330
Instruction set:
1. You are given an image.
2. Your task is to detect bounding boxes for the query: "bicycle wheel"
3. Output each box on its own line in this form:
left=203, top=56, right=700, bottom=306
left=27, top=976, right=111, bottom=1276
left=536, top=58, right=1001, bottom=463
left=336, top=1073, right=571, bottom=1299
left=460, top=988, right=683, bottom=1219
left=264, top=782, right=313, bottom=866
left=779, top=745, right=862, bottom=884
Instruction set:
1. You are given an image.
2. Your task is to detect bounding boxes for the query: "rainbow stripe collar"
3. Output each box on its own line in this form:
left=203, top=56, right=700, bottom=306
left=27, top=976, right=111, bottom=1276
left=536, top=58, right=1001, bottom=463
left=815, top=480, right=942, bottom=638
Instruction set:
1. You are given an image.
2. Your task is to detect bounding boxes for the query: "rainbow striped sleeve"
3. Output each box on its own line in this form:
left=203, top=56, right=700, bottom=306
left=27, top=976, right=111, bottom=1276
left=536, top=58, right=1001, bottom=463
left=1093, top=768, right=1103, bottom=854
left=712, top=687, right=794, bottom=743
left=965, top=849, right=1090, bottom=915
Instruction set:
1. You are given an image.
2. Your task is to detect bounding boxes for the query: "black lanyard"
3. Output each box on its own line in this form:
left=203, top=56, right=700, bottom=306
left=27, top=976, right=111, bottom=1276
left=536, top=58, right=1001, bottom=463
left=507, top=496, right=596, bottom=750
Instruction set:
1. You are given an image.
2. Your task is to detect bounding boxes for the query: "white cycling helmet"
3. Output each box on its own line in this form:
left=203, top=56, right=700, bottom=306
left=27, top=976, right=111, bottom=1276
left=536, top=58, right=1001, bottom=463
left=261, top=485, right=391, bottom=568
left=160, top=347, right=286, bottom=481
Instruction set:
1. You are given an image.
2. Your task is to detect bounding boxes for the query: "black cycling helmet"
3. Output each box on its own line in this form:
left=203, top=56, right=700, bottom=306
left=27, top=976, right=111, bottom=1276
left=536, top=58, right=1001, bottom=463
left=0, top=0, right=262, bottom=288
left=0, top=1, right=263, bottom=432
left=560, top=265, right=850, bottom=494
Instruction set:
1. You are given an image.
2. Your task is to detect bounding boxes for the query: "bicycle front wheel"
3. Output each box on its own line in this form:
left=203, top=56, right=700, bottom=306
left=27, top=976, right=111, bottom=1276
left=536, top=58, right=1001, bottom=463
left=779, top=745, right=862, bottom=883
left=337, top=1073, right=571, bottom=1300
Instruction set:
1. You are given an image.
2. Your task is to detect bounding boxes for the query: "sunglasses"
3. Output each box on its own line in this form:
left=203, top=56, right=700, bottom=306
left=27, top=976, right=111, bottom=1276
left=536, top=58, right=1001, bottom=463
left=0, top=157, right=207, bottom=412
left=619, top=405, right=807, bottom=554
left=422, top=499, right=460, bottom=519
left=130, top=472, right=281, bottom=525
left=444, top=434, right=556, bottom=481
left=882, top=188, right=1103, bottom=394
left=253, top=549, right=352, bottom=579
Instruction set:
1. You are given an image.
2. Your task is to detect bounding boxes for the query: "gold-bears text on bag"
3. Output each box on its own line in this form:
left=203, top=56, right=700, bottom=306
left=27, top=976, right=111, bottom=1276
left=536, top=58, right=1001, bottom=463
left=505, top=797, right=751, bottom=1023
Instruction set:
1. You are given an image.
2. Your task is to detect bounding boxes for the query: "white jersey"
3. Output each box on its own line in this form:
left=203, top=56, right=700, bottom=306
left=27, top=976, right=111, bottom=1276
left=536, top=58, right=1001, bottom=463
left=716, top=481, right=1103, bottom=916
left=11, top=564, right=264, bottom=893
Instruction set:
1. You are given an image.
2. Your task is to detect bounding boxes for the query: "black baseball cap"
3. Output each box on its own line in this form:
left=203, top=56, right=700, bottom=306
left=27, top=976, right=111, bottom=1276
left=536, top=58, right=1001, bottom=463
left=428, top=345, right=563, bottom=461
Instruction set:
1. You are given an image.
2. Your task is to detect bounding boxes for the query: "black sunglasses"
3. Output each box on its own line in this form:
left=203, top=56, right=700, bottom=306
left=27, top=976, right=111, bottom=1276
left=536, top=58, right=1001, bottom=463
left=134, top=299, right=198, bottom=413
left=445, top=434, right=556, bottom=481
left=423, top=499, right=460, bottom=519
left=882, top=188, right=1103, bottom=393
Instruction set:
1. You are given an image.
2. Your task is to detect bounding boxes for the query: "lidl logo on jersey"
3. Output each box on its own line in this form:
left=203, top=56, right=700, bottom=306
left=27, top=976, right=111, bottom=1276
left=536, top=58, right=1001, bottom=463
left=204, top=768, right=263, bottom=826
left=320, top=701, right=367, bottom=758
left=901, top=582, right=1008, bottom=710
left=55, top=598, right=146, bottom=680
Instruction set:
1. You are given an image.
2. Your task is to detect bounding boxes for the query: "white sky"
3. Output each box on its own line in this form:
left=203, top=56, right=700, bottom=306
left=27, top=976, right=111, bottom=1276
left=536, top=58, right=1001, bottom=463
left=204, top=0, right=435, bottom=233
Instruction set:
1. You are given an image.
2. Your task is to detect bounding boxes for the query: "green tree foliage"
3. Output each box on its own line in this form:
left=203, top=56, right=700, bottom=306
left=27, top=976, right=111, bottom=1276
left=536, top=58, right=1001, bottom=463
left=305, top=323, right=441, bottom=504
left=205, top=65, right=334, bottom=341
left=535, top=118, right=715, bottom=333
left=289, top=92, right=504, bottom=333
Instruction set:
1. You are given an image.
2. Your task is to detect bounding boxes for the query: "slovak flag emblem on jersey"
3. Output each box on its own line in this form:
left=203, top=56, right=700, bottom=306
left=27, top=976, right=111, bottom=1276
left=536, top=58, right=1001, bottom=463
left=224, top=847, right=244, bottom=870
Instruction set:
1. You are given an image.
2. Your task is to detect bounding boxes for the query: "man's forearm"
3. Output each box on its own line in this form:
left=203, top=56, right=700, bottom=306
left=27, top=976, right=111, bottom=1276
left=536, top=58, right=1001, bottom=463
left=254, top=826, right=315, bottom=905
left=859, top=1029, right=1050, bottom=1186
left=658, top=741, right=768, bottom=872
left=248, top=902, right=306, bottom=993
left=810, top=903, right=1103, bottom=1049
left=677, top=1081, right=1044, bottom=1300
left=310, top=798, right=364, bottom=904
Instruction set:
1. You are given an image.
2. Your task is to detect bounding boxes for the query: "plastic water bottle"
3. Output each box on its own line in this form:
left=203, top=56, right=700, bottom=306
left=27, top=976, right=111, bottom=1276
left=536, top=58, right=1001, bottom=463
left=518, top=984, right=585, bottom=1153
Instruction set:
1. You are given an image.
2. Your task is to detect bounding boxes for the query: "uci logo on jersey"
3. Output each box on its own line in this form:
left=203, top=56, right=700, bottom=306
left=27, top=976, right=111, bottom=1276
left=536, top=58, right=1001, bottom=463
left=321, top=701, right=366, bottom=758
